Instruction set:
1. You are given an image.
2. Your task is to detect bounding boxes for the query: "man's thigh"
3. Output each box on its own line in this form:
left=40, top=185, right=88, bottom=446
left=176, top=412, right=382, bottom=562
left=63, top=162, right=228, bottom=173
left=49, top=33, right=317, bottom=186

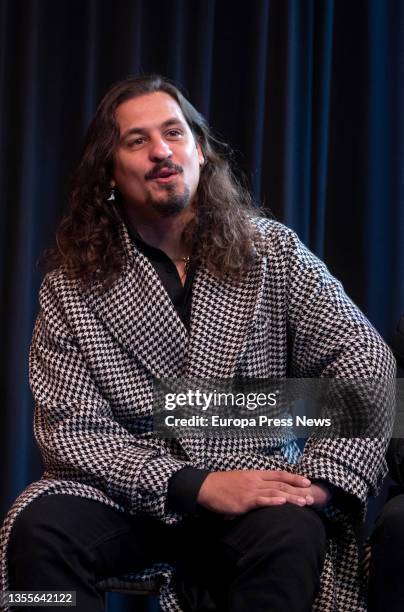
left=8, top=494, right=174, bottom=580
left=218, top=504, right=327, bottom=560
left=176, top=504, right=327, bottom=565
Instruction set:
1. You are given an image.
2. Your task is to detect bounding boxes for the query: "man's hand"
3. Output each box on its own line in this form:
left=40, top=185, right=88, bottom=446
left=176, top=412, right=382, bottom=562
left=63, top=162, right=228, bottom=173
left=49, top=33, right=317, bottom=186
left=197, top=470, right=318, bottom=515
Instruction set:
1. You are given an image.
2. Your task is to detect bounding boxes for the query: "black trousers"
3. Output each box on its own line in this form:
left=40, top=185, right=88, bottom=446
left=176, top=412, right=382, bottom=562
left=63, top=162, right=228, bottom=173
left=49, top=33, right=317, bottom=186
left=368, top=493, right=404, bottom=612
left=8, top=495, right=327, bottom=612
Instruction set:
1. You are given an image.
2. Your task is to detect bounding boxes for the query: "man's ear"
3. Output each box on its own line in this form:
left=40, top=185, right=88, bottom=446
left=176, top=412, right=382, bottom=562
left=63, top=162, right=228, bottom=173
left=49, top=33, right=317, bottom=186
left=196, top=142, right=205, bottom=166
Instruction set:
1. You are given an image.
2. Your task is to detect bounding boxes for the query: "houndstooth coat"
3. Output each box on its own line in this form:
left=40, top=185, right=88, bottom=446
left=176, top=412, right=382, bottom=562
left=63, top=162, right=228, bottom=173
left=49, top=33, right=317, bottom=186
left=0, top=218, right=396, bottom=611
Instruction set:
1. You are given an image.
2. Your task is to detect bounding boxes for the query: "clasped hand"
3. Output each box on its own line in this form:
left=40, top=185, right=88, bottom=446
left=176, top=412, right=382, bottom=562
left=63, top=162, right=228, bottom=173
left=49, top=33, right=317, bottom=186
left=197, top=470, right=331, bottom=516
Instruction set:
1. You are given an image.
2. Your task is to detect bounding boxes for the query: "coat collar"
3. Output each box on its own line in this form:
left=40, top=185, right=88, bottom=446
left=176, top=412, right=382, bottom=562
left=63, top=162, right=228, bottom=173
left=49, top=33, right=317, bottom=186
left=85, top=221, right=266, bottom=379
left=85, top=222, right=187, bottom=378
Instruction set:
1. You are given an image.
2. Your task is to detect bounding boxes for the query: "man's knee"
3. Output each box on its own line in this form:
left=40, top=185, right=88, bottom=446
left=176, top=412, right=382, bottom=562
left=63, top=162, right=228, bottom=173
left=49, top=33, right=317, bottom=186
left=9, top=496, right=82, bottom=564
left=8, top=494, right=129, bottom=564
left=8, top=494, right=162, bottom=582
left=224, top=505, right=327, bottom=562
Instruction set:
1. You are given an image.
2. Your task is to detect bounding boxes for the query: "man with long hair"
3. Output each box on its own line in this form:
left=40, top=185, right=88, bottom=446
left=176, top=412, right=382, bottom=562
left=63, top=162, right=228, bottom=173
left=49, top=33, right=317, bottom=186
left=0, top=75, right=396, bottom=611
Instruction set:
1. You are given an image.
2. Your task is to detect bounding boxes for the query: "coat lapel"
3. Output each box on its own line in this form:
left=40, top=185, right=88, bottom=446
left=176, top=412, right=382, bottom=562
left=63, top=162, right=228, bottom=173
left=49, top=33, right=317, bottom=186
left=85, top=219, right=266, bottom=380
left=85, top=223, right=188, bottom=378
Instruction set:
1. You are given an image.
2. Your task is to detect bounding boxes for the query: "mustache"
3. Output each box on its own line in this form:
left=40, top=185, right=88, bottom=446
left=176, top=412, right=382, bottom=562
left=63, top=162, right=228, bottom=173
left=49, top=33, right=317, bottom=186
left=145, top=160, right=183, bottom=181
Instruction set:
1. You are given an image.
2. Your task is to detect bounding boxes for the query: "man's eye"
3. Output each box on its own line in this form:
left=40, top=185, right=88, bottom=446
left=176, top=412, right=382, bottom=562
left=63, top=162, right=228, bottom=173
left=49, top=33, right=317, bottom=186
left=128, top=137, right=146, bottom=147
left=166, top=129, right=183, bottom=138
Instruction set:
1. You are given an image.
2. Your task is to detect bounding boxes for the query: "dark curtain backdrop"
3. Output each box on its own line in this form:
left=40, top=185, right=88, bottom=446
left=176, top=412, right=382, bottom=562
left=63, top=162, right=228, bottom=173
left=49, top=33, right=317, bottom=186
left=1, top=0, right=403, bottom=610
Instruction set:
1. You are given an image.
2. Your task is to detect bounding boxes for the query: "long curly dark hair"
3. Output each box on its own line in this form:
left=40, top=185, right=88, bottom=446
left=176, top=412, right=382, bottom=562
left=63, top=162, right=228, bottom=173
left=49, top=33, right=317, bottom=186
left=43, top=74, right=264, bottom=290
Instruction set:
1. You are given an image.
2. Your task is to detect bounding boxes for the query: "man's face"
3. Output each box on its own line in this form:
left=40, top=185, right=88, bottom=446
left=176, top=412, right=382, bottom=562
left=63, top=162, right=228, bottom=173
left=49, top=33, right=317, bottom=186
left=111, top=91, right=204, bottom=219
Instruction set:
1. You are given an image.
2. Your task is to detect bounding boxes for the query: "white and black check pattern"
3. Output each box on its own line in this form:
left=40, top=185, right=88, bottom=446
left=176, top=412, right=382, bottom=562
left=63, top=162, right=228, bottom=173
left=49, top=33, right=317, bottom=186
left=0, top=219, right=396, bottom=611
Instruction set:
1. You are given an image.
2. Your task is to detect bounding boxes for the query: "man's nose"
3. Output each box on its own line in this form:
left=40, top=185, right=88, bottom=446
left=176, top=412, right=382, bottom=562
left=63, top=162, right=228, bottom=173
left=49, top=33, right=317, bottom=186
left=149, top=137, right=173, bottom=161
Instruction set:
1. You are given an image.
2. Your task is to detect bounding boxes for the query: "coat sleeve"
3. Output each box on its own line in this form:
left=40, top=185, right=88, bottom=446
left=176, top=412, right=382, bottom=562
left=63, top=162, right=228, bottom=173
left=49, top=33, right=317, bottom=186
left=29, top=273, right=190, bottom=524
left=281, top=228, right=396, bottom=504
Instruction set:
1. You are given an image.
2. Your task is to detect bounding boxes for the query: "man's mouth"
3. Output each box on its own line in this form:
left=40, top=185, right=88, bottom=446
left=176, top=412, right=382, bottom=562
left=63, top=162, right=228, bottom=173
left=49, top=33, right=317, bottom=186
left=147, top=163, right=183, bottom=183
left=154, top=168, right=178, bottom=179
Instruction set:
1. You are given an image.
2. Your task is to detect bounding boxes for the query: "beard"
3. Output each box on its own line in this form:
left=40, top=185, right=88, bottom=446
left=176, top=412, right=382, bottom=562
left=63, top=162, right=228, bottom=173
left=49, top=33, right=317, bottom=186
left=148, top=184, right=192, bottom=218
